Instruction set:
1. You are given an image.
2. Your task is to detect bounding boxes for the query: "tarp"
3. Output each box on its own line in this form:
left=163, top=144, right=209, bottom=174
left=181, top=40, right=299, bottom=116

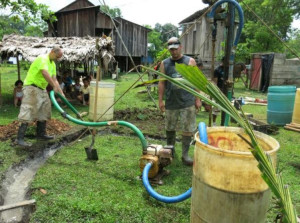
left=260, top=53, right=274, bottom=92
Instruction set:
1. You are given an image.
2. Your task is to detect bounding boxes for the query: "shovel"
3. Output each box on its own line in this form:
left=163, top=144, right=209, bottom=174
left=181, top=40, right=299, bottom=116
left=85, top=62, right=101, bottom=160
left=85, top=134, right=98, bottom=160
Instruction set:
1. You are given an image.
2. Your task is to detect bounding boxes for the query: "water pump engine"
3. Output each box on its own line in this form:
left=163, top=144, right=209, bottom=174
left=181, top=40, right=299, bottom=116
left=139, top=144, right=173, bottom=179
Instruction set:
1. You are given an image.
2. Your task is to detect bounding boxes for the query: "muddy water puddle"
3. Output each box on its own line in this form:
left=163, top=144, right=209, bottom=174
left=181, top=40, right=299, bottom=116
left=0, top=145, right=61, bottom=223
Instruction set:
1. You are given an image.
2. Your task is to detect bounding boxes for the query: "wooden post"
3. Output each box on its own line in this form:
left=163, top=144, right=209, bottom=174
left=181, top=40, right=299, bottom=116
left=116, top=62, right=119, bottom=79
left=16, top=54, right=20, bottom=80
left=91, top=59, right=95, bottom=79
left=0, top=69, right=2, bottom=107
left=84, top=62, right=87, bottom=76
left=92, top=62, right=101, bottom=137
left=71, top=62, right=74, bottom=78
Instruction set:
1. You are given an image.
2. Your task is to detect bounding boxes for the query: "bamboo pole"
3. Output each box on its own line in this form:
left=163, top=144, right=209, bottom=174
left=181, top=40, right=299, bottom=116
left=93, top=62, right=101, bottom=137
left=0, top=200, right=36, bottom=212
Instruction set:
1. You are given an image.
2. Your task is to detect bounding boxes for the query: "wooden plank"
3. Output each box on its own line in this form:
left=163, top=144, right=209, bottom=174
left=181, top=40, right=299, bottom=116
left=284, top=126, right=300, bottom=133
left=244, top=102, right=267, bottom=106
left=289, top=123, right=300, bottom=128
left=0, top=200, right=36, bottom=212
left=286, top=124, right=300, bottom=130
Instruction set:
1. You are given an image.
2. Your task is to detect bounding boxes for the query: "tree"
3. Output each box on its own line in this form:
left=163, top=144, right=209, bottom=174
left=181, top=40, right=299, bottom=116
left=154, top=23, right=179, bottom=44
left=146, top=23, right=178, bottom=61
left=286, top=29, right=300, bottom=58
left=0, top=0, right=55, bottom=24
left=234, top=0, right=299, bottom=61
left=0, top=15, right=25, bottom=39
left=0, top=0, right=55, bottom=40
left=0, top=15, right=45, bottom=40
left=100, top=5, right=122, bottom=18
left=146, top=25, right=163, bottom=60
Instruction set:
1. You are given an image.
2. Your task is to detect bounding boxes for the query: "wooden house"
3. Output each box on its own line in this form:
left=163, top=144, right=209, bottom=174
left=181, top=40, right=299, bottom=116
left=112, top=17, right=150, bottom=72
left=46, top=0, right=151, bottom=72
left=179, top=7, right=227, bottom=78
left=179, top=7, right=226, bottom=59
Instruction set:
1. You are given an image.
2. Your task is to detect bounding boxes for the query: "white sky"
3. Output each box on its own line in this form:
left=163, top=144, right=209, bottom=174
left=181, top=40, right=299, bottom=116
left=35, top=0, right=300, bottom=29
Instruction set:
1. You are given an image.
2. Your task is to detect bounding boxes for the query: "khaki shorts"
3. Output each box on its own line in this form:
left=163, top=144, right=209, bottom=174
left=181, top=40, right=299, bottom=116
left=18, top=86, right=51, bottom=122
left=165, top=105, right=196, bottom=133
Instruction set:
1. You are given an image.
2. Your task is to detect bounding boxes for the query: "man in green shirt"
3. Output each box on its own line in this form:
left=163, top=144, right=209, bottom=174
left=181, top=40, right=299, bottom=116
left=16, top=46, right=64, bottom=147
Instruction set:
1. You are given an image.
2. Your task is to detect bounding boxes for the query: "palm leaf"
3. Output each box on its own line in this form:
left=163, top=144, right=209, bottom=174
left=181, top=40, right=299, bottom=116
left=139, top=64, right=298, bottom=223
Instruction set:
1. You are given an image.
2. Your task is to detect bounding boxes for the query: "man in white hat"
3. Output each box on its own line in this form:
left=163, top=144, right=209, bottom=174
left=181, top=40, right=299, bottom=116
left=158, top=37, right=201, bottom=166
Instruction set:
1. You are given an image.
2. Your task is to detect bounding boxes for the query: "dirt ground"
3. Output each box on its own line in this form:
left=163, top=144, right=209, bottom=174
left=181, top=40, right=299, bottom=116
left=114, top=107, right=165, bottom=137
left=0, top=108, right=165, bottom=141
left=0, top=119, right=71, bottom=141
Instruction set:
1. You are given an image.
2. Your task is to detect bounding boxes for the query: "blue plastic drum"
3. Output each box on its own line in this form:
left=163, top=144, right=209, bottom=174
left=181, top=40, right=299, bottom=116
left=267, top=85, right=296, bottom=125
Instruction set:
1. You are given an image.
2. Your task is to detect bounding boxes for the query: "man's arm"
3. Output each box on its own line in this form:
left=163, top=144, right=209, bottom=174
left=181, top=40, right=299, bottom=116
left=41, top=70, right=64, bottom=95
left=158, top=62, right=166, bottom=112
left=52, top=75, right=65, bottom=96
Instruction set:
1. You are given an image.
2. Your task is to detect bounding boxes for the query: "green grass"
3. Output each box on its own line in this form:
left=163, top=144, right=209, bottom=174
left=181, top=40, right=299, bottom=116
left=30, top=135, right=192, bottom=223
left=0, top=67, right=299, bottom=222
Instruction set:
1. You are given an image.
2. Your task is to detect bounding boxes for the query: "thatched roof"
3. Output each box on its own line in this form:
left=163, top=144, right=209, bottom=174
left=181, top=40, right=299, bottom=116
left=0, top=34, right=115, bottom=68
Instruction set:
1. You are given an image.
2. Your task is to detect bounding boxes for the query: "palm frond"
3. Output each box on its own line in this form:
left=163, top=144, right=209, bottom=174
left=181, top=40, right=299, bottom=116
left=139, top=64, right=298, bottom=223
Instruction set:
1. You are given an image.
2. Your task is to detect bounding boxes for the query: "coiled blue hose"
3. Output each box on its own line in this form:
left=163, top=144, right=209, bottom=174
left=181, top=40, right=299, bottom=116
left=142, top=163, right=192, bottom=203
left=141, top=122, right=208, bottom=203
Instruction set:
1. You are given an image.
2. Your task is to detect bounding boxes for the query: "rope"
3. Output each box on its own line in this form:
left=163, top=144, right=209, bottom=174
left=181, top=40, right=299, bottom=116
left=241, top=1, right=300, bottom=61
left=95, top=1, right=214, bottom=121
left=70, top=3, right=215, bottom=143
left=152, top=5, right=215, bottom=66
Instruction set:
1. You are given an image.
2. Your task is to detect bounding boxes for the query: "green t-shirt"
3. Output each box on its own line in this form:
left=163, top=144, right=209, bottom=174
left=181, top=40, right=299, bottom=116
left=24, top=54, right=56, bottom=89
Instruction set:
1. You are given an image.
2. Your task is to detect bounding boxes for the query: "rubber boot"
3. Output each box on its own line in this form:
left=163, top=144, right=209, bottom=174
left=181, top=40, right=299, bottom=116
left=16, top=123, right=32, bottom=147
left=181, top=135, right=193, bottom=166
left=37, top=121, right=54, bottom=140
left=166, top=130, right=176, bottom=157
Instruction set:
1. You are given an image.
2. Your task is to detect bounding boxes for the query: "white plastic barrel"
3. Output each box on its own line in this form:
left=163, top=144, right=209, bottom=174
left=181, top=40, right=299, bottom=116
left=89, top=81, right=115, bottom=121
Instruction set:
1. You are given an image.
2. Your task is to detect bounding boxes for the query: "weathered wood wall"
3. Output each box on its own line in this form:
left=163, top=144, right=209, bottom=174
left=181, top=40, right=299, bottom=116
left=180, top=17, right=226, bottom=62
left=56, top=8, right=96, bottom=37
left=46, top=0, right=150, bottom=72
left=113, top=18, right=149, bottom=57
left=95, top=11, right=114, bottom=29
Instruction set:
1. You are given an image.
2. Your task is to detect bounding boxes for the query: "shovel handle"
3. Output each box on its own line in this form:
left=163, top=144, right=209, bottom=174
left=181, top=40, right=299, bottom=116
left=93, top=63, right=101, bottom=135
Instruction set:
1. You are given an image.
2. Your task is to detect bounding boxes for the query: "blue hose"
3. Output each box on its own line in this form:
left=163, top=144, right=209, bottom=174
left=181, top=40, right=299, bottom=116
left=142, top=163, right=192, bottom=203
left=208, top=0, right=244, bottom=47
left=142, top=123, right=209, bottom=203
left=198, top=122, right=208, bottom=144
